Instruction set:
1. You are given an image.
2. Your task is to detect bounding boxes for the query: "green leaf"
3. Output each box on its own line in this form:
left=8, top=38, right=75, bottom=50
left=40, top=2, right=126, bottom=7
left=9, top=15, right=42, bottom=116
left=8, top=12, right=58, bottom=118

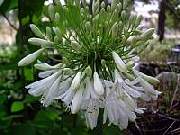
left=24, top=67, right=34, bottom=81
left=11, top=101, right=24, bottom=112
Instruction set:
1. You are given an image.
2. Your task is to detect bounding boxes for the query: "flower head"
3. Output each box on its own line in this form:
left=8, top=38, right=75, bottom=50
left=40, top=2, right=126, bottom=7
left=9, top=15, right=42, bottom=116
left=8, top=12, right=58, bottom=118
left=18, top=0, right=161, bottom=130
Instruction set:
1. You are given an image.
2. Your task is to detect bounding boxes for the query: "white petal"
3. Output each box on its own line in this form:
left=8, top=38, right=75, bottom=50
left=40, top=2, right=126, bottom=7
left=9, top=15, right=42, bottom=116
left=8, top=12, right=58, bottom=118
left=59, top=88, right=75, bottom=106
left=42, top=76, right=62, bottom=107
left=70, top=72, right=81, bottom=90
left=38, top=70, right=56, bottom=78
left=26, top=72, right=59, bottom=97
left=71, top=88, right=83, bottom=114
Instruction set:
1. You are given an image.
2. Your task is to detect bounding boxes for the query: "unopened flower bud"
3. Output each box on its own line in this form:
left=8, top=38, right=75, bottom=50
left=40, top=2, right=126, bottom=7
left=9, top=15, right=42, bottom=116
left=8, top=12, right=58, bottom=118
left=135, top=16, right=142, bottom=27
left=101, top=1, right=105, bottom=9
left=28, top=38, right=53, bottom=47
left=71, top=41, right=81, bottom=51
left=46, top=27, right=53, bottom=40
left=92, top=0, right=99, bottom=15
left=93, top=72, right=104, bottom=96
left=127, top=36, right=140, bottom=45
left=111, top=0, right=118, bottom=10
left=111, top=22, right=118, bottom=37
left=30, top=24, right=44, bottom=38
left=55, top=12, right=60, bottom=23
left=112, top=51, right=127, bottom=73
left=123, top=0, right=128, bottom=8
left=121, top=10, right=127, bottom=20
left=139, top=72, right=159, bottom=85
left=84, top=66, right=92, bottom=77
left=18, top=48, right=44, bottom=66
left=85, top=21, right=91, bottom=29
left=141, top=28, right=154, bottom=40
left=48, top=4, right=55, bottom=20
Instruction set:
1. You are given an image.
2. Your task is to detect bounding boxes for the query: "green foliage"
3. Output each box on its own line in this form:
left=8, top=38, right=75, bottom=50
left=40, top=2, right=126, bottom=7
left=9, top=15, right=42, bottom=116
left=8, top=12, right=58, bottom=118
left=11, top=101, right=24, bottom=112
left=0, top=0, right=18, bottom=12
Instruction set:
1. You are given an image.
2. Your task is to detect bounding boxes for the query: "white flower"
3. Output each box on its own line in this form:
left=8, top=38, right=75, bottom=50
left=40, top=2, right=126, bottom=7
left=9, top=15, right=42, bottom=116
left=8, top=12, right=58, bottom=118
left=71, top=87, right=84, bottom=114
left=26, top=72, right=60, bottom=97
left=132, top=69, right=161, bottom=101
left=59, top=88, right=76, bottom=107
left=93, top=72, right=104, bottom=96
left=112, top=51, right=127, bottom=73
left=81, top=77, right=103, bottom=129
left=104, top=90, right=129, bottom=129
left=114, top=70, right=142, bottom=98
left=38, top=70, right=56, bottom=78
left=70, top=72, right=81, bottom=90
left=18, top=48, right=44, bottom=66
left=137, top=77, right=161, bottom=101
left=84, top=100, right=100, bottom=129
left=42, top=75, right=62, bottom=107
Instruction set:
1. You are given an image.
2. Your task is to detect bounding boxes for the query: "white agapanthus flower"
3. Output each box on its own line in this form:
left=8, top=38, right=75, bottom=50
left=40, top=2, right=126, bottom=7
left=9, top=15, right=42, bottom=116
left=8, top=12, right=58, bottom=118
left=18, top=0, right=161, bottom=130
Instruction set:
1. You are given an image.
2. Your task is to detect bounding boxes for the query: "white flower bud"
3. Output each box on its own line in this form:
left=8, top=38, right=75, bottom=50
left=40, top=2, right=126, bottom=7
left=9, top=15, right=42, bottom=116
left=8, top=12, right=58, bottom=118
left=46, top=27, right=53, bottom=40
left=34, top=63, right=63, bottom=71
left=121, top=10, right=127, bottom=20
left=139, top=72, right=160, bottom=85
left=141, top=28, right=154, bottom=40
left=100, top=1, right=105, bottom=9
left=126, top=36, right=139, bottom=45
left=112, top=51, right=127, bottom=73
left=48, top=4, right=55, bottom=20
left=135, top=16, right=142, bottom=27
left=111, top=0, right=118, bottom=10
left=111, top=22, right=118, bottom=37
left=71, top=72, right=81, bottom=90
left=82, top=66, right=92, bottom=78
left=55, top=12, right=60, bottom=23
left=28, top=38, right=53, bottom=47
left=93, top=72, right=104, bottom=96
left=30, top=24, right=44, bottom=38
left=71, top=41, right=81, bottom=51
left=18, top=48, right=44, bottom=66
left=92, top=0, right=99, bottom=15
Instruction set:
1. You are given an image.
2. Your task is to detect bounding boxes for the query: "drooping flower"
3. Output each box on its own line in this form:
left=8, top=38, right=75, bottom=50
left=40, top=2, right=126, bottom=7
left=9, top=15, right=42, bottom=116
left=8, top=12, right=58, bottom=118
left=93, top=72, right=104, bottom=96
left=112, top=51, right=127, bottom=73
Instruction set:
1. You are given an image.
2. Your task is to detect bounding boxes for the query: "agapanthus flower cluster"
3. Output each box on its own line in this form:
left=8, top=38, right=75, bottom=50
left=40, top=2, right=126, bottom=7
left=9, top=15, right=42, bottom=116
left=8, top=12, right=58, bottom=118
left=18, top=0, right=161, bottom=130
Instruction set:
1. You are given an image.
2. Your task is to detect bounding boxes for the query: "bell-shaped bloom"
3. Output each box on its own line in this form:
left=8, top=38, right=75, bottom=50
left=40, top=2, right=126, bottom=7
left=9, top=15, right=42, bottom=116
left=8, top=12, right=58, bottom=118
left=18, top=48, right=44, bottom=66
left=93, top=72, right=104, bottom=96
left=26, top=71, right=60, bottom=97
left=112, top=51, right=127, bottom=73
left=71, top=87, right=84, bottom=114
left=82, top=78, right=102, bottom=129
